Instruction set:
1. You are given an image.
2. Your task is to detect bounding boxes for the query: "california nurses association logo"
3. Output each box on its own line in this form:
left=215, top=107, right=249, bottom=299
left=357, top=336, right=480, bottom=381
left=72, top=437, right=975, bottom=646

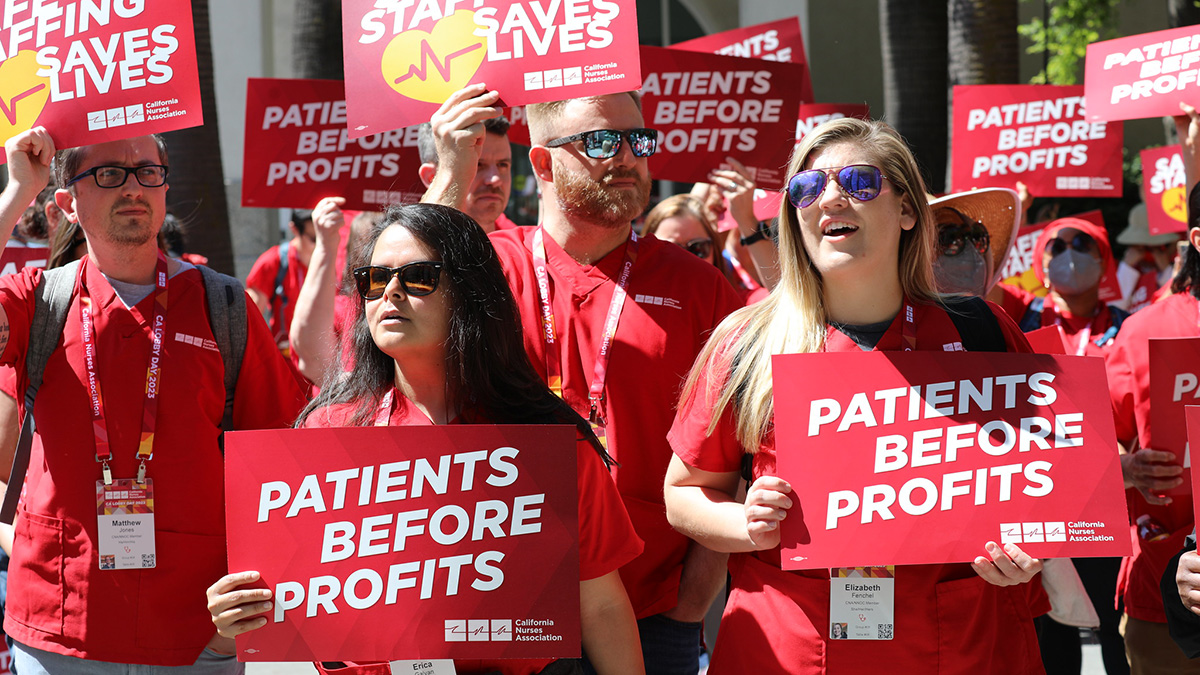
left=381, top=10, right=489, bottom=103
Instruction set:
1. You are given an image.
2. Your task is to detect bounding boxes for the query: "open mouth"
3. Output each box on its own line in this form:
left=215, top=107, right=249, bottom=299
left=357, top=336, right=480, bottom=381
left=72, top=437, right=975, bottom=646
left=822, top=222, right=859, bottom=237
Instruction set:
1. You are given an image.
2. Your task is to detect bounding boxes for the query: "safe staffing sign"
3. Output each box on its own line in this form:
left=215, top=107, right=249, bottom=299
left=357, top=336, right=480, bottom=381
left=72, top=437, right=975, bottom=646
left=0, top=1, right=202, bottom=158
left=341, top=0, right=641, bottom=138
left=773, top=351, right=1131, bottom=570
left=225, top=425, right=581, bottom=662
left=1140, top=145, right=1189, bottom=235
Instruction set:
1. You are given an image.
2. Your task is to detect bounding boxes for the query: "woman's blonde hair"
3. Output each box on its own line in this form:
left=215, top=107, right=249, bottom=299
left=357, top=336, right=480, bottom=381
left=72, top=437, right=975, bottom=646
left=680, top=118, right=939, bottom=451
left=641, top=194, right=720, bottom=267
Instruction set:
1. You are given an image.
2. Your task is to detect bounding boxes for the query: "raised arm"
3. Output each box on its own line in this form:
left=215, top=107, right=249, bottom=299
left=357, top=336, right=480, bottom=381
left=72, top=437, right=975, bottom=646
left=420, top=84, right=503, bottom=211
left=1, top=128, right=55, bottom=252
left=711, top=156, right=780, bottom=290
left=288, top=196, right=345, bottom=383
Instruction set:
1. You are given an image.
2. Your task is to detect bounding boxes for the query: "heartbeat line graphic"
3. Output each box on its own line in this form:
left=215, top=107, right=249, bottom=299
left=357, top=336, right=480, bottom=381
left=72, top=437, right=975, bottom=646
left=394, top=40, right=483, bottom=85
left=1, top=83, right=46, bottom=125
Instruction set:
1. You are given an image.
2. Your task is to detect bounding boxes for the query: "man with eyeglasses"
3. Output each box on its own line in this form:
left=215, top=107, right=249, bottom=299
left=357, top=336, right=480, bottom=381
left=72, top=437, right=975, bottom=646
left=0, top=128, right=306, bottom=674
left=423, top=88, right=743, bottom=674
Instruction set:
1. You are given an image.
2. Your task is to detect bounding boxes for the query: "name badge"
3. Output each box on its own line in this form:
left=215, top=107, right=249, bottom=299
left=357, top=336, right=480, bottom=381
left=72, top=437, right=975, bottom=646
left=96, top=479, right=156, bottom=570
left=829, top=566, right=894, bottom=640
left=389, top=661, right=456, bottom=675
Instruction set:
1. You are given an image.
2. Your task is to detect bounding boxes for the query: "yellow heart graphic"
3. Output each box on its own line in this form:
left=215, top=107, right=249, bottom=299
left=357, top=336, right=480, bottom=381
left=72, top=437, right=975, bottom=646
left=0, top=50, right=52, bottom=142
left=1162, top=185, right=1187, bottom=223
left=381, top=10, right=489, bottom=104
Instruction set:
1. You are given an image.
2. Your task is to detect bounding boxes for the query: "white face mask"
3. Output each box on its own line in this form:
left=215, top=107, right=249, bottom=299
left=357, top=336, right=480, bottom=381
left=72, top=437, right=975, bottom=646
left=934, top=246, right=989, bottom=296
left=1047, top=249, right=1103, bottom=294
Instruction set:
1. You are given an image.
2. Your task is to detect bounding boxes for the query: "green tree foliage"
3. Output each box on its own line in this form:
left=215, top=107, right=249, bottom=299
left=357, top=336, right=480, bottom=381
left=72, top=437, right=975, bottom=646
left=1018, top=0, right=1120, bottom=84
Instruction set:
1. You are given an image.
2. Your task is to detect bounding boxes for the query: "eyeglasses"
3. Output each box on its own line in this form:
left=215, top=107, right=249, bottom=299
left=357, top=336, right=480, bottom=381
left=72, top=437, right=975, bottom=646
left=545, top=128, right=659, bottom=159
left=353, top=262, right=444, bottom=300
left=1046, top=232, right=1096, bottom=257
left=66, top=165, right=169, bottom=189
left=677, top=237, right=713, bottom=259
left=937, top=222, right=990, bottom=257
left=787, top=164, right=892, bottom=209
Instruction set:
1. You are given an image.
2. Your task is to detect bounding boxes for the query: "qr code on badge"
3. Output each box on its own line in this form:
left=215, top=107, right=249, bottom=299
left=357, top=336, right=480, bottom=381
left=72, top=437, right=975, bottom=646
left=141, top=553, right=155, bottom=568
left=878, top=623, right=893, bottom=639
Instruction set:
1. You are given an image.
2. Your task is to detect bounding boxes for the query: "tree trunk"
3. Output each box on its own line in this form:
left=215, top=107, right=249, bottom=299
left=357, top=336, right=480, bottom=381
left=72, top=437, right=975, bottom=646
left=880, top=0, right=949, bottom=193
left=1169, top=0, right=1200, bottom=28
left=162, top=0, right=233, bottom=274
left=294, top=0, right=345, bottom=80
left=946, top=0, right=1018, bottom=190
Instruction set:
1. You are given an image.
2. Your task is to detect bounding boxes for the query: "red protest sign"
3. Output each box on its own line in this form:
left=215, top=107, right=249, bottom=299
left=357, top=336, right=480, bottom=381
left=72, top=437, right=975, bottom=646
left=640, top=45, right=802, bottom=190
left=241, top=78, right=425, bottom=211
left=1084, top=25, right=1200, bottom=122
left=340, top=0, right=641, bottom=138
left=716, top=189, right=783, bottom=232
left=951, top=85, right=1122, bottom=197
left=1149, top=337, right=1200, bottom=496
left=1187, top=407, right=1200, bottom=525
left=0, top=246, right=47, bottom=277
left=670, top=16, right=813, bottom=103
left=0, top=2, right=201, bottom=159
left=773, top=352, right=1131, bottom=570
left=796, top=103, right=870, bottom=144
left=1140, top=145, right=1189, bottom=235
left=1024, top=326, right=1068, bottom=355
left=225, top=425, right=581, bottom=661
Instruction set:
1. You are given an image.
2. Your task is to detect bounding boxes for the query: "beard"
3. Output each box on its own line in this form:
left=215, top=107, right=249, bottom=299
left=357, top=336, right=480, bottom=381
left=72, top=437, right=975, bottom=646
left=553, top=164, right=651, bottom=229
left=105, top=199, right=157, bottom=246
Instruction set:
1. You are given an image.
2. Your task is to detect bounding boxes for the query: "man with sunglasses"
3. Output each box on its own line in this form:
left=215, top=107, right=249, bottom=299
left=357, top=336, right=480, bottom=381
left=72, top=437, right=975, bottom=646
left=423, top=90, right=743, bottom=674
left=0, top=128, right=306, bottom=674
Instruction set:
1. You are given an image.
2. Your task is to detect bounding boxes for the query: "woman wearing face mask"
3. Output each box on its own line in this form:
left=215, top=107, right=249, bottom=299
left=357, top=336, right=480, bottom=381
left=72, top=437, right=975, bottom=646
left=997, top=217, right=1128, bottom=358
left=929, top=189, right=1021, bottom=298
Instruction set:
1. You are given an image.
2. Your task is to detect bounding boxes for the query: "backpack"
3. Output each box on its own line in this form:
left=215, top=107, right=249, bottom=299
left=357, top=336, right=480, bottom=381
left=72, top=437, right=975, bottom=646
left=271, top=241, right=290, bottom=329
left=0, top=261, right=248, bottom=523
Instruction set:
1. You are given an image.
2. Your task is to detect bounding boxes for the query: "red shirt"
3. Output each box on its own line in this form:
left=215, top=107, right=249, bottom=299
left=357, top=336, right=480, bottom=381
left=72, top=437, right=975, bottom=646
left=489, top=227, right=742, bottom=617
left=246, top=242, right=309, bottom=343
left=998, top=284, right=1120, bottom=357
left=668, top=301, right=1045, bottom=675
left=305, top=389, right=643, bottom=675
left=0, top=258, right=307, bottom=665
left=494, top=213, right=520, bottom=231
left=1105, top=290, right=1199, bottom=622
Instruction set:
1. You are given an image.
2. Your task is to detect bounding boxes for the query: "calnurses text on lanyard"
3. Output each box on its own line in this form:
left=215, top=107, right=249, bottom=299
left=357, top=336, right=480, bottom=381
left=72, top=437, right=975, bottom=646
left=825, top=299, right=917, bottom=639
left=530, top=227, right=638, bottom=444
left=80, top=255, right=169, bottom=570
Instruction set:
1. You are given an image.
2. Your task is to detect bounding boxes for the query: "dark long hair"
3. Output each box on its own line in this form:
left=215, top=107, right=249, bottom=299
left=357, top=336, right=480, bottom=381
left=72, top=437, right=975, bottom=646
left=296, top=204, right=611, bottom=463
left=1174, top=185, right=1200, bottom=298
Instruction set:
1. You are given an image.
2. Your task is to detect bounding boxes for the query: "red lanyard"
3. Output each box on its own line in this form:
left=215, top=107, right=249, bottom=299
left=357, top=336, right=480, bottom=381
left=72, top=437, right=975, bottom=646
left=79, top=256, right=169, bottom=485
left=531, top=227, right=638, bottom=426
left=723, top=249, right=760, bottom=291
left=374, top=390, right=394, bottom=426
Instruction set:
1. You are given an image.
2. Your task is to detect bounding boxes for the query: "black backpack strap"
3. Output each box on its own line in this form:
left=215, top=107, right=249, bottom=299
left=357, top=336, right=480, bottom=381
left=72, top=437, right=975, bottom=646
left=1094, top=304, right=1130, bottom=347
left=272, top=241, right=290, bottom=322
left=943, top=296, right=1008, bottom=352
left=198, top=265, right=248, bottom=449
left=1, top=261, right=80, bottom=524
left=1018, top=295, right=1044, bottom=333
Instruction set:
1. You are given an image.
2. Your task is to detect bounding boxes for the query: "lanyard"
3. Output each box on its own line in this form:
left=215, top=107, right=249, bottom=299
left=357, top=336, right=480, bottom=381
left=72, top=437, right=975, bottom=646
left=722, top=249, right=759, bottom=292
left=79, top=256, right=169, bottom=485
left=899, top=300, right=917, bottom=352
left=1045, top=304, right=1095, bottom=357
left=531, top=226, right=638, bottom=426
left=374, top=390, right=394, bottom=426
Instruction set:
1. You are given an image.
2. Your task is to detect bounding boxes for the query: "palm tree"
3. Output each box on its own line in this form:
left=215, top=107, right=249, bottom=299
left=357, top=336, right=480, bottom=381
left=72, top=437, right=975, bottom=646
left=880, top=0, right=949, bottom=192
left=162, top=0, right=234, bottom=273
left=294, top=0, right=344, bottom=80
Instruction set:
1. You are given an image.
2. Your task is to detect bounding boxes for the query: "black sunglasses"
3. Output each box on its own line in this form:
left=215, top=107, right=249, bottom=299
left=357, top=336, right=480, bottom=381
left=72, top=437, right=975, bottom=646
left=353, top=262, right=444, bottom=300
left=545, top=128, right=659, bottom=159
left=937, top=222, right=990, bottom=257
left=1046, top=233, right=1096, bottom=257
left=678, top=237, right=713, bottom=259
left=66, top=165, right=169, bottom=189
left=787, top=164, right=893, bottom=209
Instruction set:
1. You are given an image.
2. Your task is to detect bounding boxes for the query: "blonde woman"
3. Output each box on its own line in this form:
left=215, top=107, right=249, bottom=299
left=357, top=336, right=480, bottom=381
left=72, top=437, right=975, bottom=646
left=663, top=118, right=1045, bottom=674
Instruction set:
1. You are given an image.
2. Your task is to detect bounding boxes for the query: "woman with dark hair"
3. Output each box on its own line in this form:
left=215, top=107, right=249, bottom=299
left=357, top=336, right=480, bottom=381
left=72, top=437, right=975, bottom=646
left=207, top=203, right=645, bottom=675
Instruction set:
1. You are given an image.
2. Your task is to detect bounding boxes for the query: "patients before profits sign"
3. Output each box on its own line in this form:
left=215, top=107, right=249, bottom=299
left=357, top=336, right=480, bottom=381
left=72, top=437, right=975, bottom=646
left=1085, top=24, right=1200, bottom=122
left=639, top=45, right=802, bottom=190
left=341, top=0, right=641, bottom=137
left=670, top=16, right=814, bottom=103
left=1140, top=145, right=1189, bottom=235
left=241, top=78, right=424, bottom=212
left=1149, top=337, right=1200, bottom=497
left=0, top=0, right=202, bottom=157
left=225, top=425, right=581, bottom=662
left=952, top=85, right=1122, bottom=197
left=795, top=103, right=870, bottom=144
left=773, top=352, right=1131, bottom=570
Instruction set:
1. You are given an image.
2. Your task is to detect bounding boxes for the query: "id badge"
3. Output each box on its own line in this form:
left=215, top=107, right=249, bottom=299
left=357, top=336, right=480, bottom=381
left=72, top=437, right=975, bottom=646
left=96, top=479, right=156, bottom=570
left=829, top=566, right=894, bottom=640
left=590, top=422, right=608, bottom=450
left=389, top=661, right=456, bottom=675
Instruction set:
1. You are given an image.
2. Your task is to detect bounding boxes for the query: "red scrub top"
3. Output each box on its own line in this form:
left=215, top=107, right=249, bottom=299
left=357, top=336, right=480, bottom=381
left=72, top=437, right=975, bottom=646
left=488, top=226, right=742, bottom=618
left=1105, top=290, right=1200, bottom=622
left=998, top=285, right=1121, bottom=357
left=0, top=258, right=307, bottom=665
left=305, top=389, right=643, bottom=675
left=247, top=242, right=309, bottom=344
left=668, top=301, right=1046, bottom=675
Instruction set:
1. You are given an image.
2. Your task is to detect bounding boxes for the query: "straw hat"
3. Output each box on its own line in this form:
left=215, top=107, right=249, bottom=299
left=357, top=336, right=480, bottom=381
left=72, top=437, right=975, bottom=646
left=928, top=188, right=1022, bottom=289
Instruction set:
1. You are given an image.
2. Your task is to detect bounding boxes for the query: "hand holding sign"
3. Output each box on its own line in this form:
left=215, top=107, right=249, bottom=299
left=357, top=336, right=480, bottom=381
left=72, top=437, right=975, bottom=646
left=745, top=476, right=793, bottom=551
left=1176, top=551, right=1200, bottom=616
left=4, top=126, right=55, bottom=199
left=970, top=541, right=1042, bottom=587
left=1174, top=102, right=1200, bottom=193
left=207, top=570, right=274, bottom=639
left=1121, top=448, right=1183, bottom=505
left=709, top=157, right=757, bottom=231
left=423, top=84, right=505, bottom=210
